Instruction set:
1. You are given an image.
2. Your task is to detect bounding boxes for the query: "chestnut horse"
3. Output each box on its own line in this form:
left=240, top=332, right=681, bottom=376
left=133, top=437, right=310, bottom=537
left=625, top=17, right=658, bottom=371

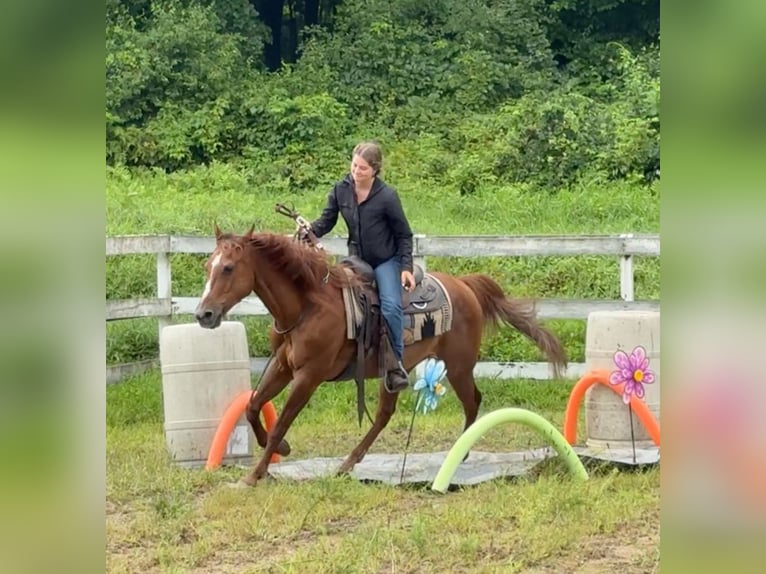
left=195, top=226, right=567, bottom=486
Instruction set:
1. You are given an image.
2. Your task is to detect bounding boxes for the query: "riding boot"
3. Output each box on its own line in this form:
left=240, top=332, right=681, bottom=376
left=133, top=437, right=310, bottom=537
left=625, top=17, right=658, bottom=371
left=385, top=361, right=409, bottom=393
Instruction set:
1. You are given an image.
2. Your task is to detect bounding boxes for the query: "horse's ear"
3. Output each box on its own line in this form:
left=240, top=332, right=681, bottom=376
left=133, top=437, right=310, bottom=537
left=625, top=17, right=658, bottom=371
left=214, top=224, right=222, bottom=240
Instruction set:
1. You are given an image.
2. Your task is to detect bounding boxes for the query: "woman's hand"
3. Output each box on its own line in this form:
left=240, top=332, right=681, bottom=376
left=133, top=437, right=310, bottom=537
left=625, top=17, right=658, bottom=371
left=401, top=270, right=415, bottom=291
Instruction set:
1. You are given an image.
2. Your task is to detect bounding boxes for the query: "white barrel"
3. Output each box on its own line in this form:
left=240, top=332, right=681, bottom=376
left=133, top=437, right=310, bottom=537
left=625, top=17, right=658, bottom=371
left=585, top=310, right=660, bottom=448
left=159, top=321, right=255, bottom=468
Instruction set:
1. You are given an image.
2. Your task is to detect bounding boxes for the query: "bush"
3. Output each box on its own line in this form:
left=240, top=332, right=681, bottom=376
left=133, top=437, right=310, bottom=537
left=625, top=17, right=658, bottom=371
left=440, top=45, right=659, bottom=191
left=106, top=2, right=658, bottom=189
left=295, top=0, right=555, bottom=136
left=236, top=90, right=351, bottom=191
left=106, top=0, right=263, bottom=169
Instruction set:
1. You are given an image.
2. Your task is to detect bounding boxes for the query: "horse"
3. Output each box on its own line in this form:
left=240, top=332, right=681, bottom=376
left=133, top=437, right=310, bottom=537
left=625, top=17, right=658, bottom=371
left=194, top=225, right=568, bottom=486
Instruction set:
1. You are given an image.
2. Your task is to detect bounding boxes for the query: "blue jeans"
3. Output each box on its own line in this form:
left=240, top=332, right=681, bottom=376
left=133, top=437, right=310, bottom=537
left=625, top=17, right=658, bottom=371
left=374, top=257, right=404, bottom=364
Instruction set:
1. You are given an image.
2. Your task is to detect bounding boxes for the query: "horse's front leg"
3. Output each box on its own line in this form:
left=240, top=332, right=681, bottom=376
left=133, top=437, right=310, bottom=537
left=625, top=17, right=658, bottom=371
left=246, top=349, right=293, bottom=456
left=337, top=381, right=400, bottom=475
left=241, top=371, right=322, bottom=487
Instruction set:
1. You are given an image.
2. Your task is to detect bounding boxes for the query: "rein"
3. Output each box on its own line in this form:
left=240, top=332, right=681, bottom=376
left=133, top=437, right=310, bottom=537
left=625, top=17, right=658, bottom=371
left=251, top=353, right=276, bottom=400
left=270, top=204, right=320, bottom=336
left=275, top=202, right=324, bottom=250
left=274, top=201, right=373, bottom=428
left=399, top=390, right=422, bottom=485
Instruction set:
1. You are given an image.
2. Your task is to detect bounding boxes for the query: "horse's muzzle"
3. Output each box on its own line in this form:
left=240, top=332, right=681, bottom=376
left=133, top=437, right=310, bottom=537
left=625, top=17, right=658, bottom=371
left=195, top=307, right=223, bottom=329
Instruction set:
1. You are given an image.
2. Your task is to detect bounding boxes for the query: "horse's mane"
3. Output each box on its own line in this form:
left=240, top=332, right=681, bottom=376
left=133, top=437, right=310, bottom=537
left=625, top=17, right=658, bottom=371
left=237, top=232, right=359, bottom=298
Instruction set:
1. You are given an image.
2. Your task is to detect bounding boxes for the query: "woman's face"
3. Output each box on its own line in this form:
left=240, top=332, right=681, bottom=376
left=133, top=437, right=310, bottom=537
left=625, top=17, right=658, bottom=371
left=351, top=154, right=374, bottom=187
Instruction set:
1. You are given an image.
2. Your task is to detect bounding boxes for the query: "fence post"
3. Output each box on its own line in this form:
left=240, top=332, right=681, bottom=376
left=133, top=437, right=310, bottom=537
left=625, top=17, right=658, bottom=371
left=157, top=251, right=171, bottom=337
left=413, top=233, right=427, bottom=273
left=619, top=234, right=635, bottom=302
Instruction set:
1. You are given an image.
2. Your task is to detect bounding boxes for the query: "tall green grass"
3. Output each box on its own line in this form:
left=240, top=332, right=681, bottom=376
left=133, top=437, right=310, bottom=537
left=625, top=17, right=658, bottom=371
left=106, top=164, right=659, bottom=236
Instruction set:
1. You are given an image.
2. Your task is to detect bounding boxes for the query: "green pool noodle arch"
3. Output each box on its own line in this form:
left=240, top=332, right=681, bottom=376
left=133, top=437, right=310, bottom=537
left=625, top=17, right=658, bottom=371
left=430, top=408, right=589, bottom=493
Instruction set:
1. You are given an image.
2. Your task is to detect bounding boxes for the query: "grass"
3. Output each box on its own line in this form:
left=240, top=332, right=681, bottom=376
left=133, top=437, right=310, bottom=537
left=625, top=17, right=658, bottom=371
left=106, top=372, right=660, bottom=573
left=106, top=164, right=659, bottom=237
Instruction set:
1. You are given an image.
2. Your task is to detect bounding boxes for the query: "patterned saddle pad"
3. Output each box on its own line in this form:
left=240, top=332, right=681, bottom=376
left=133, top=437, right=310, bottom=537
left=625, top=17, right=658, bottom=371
left=341, top=273, right=453, bottom=345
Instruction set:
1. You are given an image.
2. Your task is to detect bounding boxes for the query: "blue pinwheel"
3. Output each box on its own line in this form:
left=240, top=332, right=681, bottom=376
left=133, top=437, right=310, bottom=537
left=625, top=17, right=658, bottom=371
left=413, top=358, right=448, bottom=414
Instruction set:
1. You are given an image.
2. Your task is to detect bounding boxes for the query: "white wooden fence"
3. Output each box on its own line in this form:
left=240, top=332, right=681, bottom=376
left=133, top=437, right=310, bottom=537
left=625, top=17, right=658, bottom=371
left=106, top=233, right=659, bottom=383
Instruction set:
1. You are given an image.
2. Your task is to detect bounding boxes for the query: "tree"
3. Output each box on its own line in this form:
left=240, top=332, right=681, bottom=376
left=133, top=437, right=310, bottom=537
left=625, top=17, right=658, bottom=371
left=252, top=0, right=341, bottom=69
left=252, top=0, right=285, bottom=71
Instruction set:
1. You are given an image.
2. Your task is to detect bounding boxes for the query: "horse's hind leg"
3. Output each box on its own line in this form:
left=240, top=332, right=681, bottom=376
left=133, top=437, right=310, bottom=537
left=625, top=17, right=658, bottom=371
left=446, top=364, right=483, bottom=434
left=246, top=353, right=293, bottom=456
left=241, top=372, right=321, bottom=486
left=441, top=347, right=483, bottom=462
left=337, top=382, right=400, bottom=475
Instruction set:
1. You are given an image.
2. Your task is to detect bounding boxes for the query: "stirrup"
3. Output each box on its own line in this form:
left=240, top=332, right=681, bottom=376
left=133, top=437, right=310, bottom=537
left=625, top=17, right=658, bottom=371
left=384, top=363, right=409, bottom=393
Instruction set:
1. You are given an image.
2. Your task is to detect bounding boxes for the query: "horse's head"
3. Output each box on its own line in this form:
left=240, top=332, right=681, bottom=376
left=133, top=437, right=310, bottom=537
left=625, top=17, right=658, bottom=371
left=195, top=224, right=255, bottom=329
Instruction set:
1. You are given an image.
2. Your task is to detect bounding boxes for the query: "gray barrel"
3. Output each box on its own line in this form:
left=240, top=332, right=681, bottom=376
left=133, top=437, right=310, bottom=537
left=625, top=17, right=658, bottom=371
left=159, top=321, right=255, bottom=468
left=585, top=310, right=660, bottom=449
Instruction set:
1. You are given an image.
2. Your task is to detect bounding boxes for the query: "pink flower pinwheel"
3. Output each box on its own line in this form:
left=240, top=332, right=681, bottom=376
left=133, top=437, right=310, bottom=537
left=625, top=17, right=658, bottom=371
left=610, top=345, right=655, bottom=404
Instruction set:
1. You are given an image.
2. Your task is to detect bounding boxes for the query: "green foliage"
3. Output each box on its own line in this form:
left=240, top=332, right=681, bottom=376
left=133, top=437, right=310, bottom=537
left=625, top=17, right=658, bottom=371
left=105, top=0, right=659, bottom=189
left=439, top=44, right=660, bottom=190
left=107, top=318, right=160, bottom=364
left=206, top=0, right=271, bottom=62
left=546, top=0, right=659, bottom=67
left=236, top=89, right=351, bottom=191
left=106, top=255, right=156, bottom=300
left=106, top=0, right=265, bottom=169
left=297, top=0, right=555, bottom=133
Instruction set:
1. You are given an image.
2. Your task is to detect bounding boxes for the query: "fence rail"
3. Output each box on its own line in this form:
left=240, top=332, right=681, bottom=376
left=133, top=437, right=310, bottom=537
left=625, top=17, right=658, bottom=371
left=105, top=233, right=660, bottom=382
left=105, top=233, right=660, bottom=257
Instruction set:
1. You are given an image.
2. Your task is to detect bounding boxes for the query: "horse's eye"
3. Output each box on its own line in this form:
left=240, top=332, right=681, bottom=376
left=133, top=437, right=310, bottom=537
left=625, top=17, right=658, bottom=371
left=222, top=264, right=234, bottom=274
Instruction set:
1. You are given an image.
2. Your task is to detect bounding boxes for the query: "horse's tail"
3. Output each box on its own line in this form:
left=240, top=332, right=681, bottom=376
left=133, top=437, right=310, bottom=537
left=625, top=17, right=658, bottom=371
left=458, top=273, right=568, bottom=379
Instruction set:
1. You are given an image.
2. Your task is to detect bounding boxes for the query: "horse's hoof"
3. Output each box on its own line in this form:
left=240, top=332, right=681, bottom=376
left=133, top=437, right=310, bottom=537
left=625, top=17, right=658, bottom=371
left=276, top=439, right=291, bottom=456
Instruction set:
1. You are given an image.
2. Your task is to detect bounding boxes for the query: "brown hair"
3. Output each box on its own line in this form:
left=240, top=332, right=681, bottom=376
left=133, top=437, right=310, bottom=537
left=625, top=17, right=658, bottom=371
left=352, top=141, right=383, bottom=176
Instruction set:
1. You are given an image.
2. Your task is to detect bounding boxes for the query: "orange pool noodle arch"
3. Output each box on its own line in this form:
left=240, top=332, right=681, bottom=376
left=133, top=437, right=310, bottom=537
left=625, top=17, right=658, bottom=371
left=563, top=369, right=660, bottom=447
left=206, top=390, right=280, bottom=470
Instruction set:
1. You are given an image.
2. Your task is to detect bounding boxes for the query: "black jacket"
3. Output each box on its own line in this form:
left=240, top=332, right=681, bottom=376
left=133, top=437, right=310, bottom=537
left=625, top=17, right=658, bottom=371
left=311, top=175, right=414, bottom=272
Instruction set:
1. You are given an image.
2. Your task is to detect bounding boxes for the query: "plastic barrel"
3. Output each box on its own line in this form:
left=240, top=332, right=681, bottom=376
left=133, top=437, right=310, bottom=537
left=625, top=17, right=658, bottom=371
left=159, top=321, right=255, bottom=468
left=585, top=310, right=660, bottom=448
